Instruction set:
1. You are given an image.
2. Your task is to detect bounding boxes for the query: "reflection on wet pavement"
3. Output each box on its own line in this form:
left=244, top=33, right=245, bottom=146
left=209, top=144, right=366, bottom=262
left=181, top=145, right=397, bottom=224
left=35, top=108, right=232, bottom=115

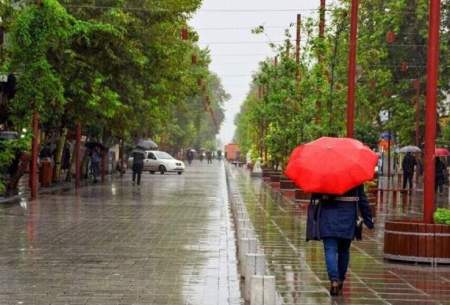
left=0, top=161, right=240, bottom=305
left=228, top=166, right=450, bottom=305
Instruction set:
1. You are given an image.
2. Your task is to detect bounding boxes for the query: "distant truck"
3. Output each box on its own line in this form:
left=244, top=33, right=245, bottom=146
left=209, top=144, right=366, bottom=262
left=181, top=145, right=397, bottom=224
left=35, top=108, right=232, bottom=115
left=225, top=143, right=240, bottom=161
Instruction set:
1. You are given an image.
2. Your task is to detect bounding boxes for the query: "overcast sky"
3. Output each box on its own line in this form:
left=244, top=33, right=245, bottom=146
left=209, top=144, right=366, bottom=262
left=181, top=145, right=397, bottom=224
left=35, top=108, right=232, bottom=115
left=190, top=0, right=335, bottom=145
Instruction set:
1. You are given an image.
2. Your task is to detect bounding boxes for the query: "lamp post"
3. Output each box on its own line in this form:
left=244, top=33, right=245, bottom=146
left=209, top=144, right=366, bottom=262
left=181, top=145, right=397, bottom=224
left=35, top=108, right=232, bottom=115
left=295, top=14, right=301, bottom=83
left=319, top=0, right=326, bottom=38
left=423, top=0, right=441, bottom=224
left=346, top=0, right=359, bottom=138
left=75, top=122, right=81, bottom=189
left=30, top=111, right=39, bottom=200
left=413, top=79, right=421, bottom=147
left=316, top=0, right=326, bottom=122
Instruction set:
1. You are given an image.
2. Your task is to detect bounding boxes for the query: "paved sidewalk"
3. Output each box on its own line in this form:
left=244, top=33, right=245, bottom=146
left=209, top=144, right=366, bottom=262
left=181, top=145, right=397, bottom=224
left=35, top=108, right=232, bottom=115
left=0, top=161, right=240, bottom=305
left=228, top=166, right=450, bottom=305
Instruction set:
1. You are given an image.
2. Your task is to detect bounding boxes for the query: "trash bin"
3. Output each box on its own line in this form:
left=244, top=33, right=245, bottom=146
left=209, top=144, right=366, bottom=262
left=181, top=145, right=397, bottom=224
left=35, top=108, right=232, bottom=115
left=40, top=159, right=53, bottom=187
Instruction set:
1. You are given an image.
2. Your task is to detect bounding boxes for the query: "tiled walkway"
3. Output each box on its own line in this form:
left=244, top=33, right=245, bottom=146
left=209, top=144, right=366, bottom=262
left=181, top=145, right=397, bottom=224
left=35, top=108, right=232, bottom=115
left=228, top=166, right=450, bottom=305
left=0, top=161, right=240, bottom=305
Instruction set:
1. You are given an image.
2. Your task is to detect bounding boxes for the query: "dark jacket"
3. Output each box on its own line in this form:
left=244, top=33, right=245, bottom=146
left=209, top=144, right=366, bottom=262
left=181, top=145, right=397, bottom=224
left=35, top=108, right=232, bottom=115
left=314, top=185, right=374, bottom=240
left=132, top=149, right=145, bottom=170
left=402, top=153, right=417, bottom=174
left=436, top=158, right=446, bottom=183
left=61, top=146, right=71, bottom=170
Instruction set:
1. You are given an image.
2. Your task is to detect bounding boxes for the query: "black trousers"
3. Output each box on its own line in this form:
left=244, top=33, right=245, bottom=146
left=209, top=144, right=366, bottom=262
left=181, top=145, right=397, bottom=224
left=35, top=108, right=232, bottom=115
left=132, top=164, right=143, bottom=185
left=403, top=172, right=413, bottom=189
left=436, top=178, right=444, bottom=193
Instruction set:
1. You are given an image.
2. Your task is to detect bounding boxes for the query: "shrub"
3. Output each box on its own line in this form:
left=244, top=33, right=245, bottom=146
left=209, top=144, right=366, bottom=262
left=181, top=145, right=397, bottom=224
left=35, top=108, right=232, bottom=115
left=434, top=208, right=450, bottom=225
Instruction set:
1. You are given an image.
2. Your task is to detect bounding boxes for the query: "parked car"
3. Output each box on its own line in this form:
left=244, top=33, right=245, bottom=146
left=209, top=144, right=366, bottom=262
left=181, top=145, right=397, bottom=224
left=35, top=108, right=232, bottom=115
left=128, top=150, right=185, bottom=175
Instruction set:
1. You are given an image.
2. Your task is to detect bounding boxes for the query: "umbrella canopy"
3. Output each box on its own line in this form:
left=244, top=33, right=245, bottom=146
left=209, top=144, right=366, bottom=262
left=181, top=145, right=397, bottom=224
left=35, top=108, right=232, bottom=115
left=136, top=139, right=158, bottom=150
left=131, top=147, right=146, bottom=155
left=435, top=148, right=450, bottom=157
left=399, top=145, right=421, bottom=153
left=285, top=137, right=379, bottom=195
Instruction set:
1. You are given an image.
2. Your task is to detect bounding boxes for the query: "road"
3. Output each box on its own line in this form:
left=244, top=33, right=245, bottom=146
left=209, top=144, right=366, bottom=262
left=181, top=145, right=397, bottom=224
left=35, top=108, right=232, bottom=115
left=0, top=161, right=240, bottom=305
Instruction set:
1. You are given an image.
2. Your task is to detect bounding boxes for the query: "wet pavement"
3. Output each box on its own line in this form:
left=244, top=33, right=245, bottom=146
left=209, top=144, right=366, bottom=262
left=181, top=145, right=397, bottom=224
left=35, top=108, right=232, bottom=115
left=0, top=161, right=240, bottom=305
left=227, top=166, right=450, bottom=305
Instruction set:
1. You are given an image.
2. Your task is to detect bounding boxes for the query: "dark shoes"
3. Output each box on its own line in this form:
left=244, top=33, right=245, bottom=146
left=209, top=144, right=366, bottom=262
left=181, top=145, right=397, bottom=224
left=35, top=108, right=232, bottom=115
left=329, top=281, right=340, bottom=296
left=329, top=281, right=344, bottom=296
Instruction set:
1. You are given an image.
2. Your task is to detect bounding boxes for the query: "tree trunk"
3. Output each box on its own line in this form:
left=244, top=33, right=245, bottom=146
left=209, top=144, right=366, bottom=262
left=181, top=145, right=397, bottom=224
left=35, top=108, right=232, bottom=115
left=53, top=128, right=67, bottom=183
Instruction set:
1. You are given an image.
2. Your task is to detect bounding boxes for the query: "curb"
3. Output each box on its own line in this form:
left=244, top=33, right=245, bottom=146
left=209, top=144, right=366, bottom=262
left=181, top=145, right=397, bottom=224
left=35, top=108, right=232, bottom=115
left=225, top=164, right=281, bottom=305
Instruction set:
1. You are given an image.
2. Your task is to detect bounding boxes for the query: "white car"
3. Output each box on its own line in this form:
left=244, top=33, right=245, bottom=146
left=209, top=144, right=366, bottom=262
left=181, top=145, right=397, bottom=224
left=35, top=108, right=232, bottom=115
left=129, top=150, right=185, bottom=175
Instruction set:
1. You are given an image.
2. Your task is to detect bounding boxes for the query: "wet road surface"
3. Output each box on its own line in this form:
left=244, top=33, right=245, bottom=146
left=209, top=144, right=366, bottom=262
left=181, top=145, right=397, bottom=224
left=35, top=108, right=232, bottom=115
left=0, top=161, right=240, bottom=305
left=228, top=166, right=450, bottom=305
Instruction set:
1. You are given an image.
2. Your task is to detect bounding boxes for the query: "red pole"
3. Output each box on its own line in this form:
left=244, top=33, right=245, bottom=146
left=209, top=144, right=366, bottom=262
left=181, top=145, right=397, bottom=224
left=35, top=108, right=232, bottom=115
left=75, top=122, right=81, bottom=189
left=414, top=80, right=421, bottom=186
left=346, top=0, right=359, bottom=138
left=319, top=0, right=326, bottom=38
left=413, top=79, right=421, bottom=146
left=316, top=0, right=326, bottom=122
left=296, top=14, right=301, bottom=81
left=387, top=132, right=391, bottom=179
left=423, top=0, right=441, bottom=224
left=30, top=111, right=39, bottom=200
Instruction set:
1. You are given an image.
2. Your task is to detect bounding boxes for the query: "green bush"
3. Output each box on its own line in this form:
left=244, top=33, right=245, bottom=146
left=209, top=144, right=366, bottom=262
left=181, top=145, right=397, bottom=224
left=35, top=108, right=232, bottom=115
left=434, top=208, right=450, bottom=225
left=0, top=134, right=30, bottom=195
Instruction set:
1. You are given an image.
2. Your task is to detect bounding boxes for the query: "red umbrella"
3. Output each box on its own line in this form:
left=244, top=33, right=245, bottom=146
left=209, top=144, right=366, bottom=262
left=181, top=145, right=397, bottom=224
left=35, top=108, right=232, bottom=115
left=435, top=148, right=450, bottom=157
left=285, top=137, right=378, bottom=195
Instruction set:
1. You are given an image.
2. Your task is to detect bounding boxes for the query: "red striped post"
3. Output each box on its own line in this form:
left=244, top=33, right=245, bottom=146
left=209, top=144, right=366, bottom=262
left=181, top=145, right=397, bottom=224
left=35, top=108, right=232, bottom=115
left=423, top=0, right=441, bottom=224
left=346, top=0, right=359, bottom=138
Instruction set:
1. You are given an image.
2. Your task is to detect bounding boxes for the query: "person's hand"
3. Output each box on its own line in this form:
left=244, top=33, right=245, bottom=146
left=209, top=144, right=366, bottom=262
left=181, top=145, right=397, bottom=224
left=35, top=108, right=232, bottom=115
left=364, top=217, right=374, bottom=229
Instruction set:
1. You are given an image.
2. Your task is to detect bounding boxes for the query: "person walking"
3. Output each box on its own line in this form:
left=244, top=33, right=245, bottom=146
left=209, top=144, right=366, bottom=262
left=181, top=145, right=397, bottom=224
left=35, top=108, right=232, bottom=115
left=313, top=185, right=374, bottom=296
left=90, top=148, right=101, bottom=183
left=61, top=143, right=71, bottom=181
left=187, top=149, right=194, bottom=165
left=132, top=148, right=145, bottom=185
left=402, top=152, right=417, bottom=189
left=435, top=157, right=446, bottom=194
left=206, top=151, right=213, bottom=164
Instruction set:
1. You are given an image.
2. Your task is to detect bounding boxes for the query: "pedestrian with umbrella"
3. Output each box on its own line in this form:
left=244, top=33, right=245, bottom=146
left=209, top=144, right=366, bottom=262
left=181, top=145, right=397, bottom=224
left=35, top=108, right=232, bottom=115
left=136, top=139, right=158, bottom=151
left=131, top=147, right=145, bottom=185
left=285, top=137, right=376, bottom=296
left=402, top=152, right=417, bottom=189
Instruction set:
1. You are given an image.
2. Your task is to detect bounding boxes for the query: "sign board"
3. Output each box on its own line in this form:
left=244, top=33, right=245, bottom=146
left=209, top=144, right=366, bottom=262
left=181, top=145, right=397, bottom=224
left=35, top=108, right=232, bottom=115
left=0, top=74, right=7, bottom=82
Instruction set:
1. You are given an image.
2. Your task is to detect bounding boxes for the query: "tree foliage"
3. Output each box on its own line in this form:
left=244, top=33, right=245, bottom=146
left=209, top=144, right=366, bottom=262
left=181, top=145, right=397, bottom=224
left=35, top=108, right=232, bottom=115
left=234, top=0, right=450, bottom=168
left=0, top=0, right=228, bottom=191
